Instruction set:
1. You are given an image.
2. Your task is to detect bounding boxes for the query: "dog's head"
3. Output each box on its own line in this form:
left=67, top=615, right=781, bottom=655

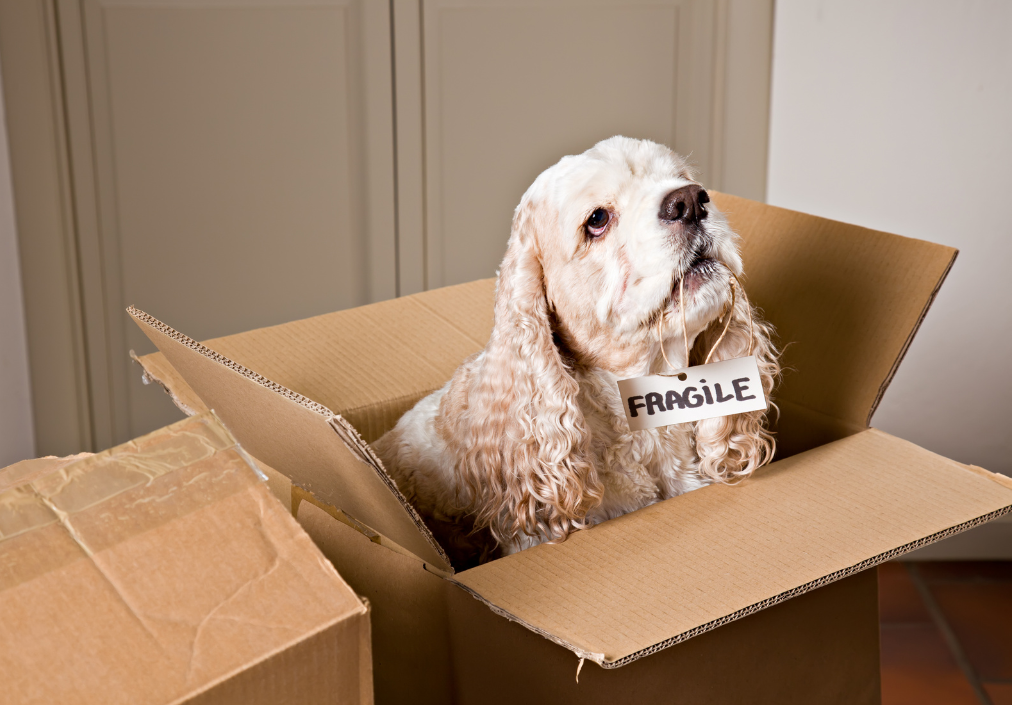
left=442, top=137, right=778, bottom=548
left=519, top=135, right=743, bottom=373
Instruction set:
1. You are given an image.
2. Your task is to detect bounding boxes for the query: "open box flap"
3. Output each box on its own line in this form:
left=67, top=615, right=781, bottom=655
left=129, top=307, right=453, bottom=573
left=453, top=428, right=1012, bottom=667
left=712, top=193, right=957, bottom=439
left=193, top=281, right=494, bottom=443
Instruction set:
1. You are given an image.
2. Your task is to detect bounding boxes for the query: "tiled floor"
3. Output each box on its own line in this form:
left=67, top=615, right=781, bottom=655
left=880, top=561, right=1012, bottom=705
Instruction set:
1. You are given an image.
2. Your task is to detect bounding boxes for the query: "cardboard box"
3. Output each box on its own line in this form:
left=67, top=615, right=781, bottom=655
left=0, top=412, right=372, bottom=705
left=128, top=193, right=1012, bottom=704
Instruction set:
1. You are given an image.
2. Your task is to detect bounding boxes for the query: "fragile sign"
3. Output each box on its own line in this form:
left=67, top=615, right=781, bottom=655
left=617, top=356, right=768, bottom=431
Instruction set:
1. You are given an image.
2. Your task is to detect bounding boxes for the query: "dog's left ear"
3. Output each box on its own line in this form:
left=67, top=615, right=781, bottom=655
left=690, top=292, right=780, bottom=482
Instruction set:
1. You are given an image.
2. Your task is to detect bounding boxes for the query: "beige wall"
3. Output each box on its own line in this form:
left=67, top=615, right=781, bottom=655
left=768, top=0, right=1012, bottom=558
left=0, top=56, right=35, bottom=466
left=768, top=0, right=1012, bottom=477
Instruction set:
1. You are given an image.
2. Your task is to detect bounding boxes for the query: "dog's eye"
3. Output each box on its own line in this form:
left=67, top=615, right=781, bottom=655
left=585, top=208, right=611, bottom=238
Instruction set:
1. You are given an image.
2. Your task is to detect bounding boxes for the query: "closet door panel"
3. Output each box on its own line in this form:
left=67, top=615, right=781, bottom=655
left=67, top=0, right=395, bottom=441
left=414, top=0, right=719, bottom=289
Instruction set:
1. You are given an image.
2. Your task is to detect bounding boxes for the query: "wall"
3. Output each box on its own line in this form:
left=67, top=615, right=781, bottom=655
left=0, top=54, right=35, bottom=467
left=768, top=0, right=1012, bottom=478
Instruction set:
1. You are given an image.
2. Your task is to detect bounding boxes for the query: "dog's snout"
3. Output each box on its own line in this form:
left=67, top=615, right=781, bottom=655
left=659, top=185, right=709, bottom=224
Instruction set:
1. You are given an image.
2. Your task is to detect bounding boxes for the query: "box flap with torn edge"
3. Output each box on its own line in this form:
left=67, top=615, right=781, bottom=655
left=0, top=412, right=371, bottom=705
left=451, top=428, right=1012, bottom=667
left=129, top=307, right=454, bottom=573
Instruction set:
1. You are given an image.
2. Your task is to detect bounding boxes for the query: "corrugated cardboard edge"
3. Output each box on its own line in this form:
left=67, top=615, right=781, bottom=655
left=450, top=497, right=1012, bottom=669
left=126, top=306, right=453, bottom=571
left=866, top=249, right=958, bottom=425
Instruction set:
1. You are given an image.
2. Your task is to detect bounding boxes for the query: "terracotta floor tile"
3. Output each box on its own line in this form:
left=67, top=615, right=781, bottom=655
left=984, top=682, right=1012, bottom=705
left=879, top=562, right=932, bottom=624
left=930, top=582, right=1012, bottom=680
left=919, top=561, right=1012, bottom=583
left=880, top=623, right=980, bottom=705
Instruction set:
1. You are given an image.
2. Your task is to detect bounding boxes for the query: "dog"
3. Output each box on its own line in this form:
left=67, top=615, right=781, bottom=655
left=374, top=137, right=779, bottom=567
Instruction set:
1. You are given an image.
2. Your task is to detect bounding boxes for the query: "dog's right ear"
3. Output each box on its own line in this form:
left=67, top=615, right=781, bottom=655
left=436, top=197, right=603, bottom=547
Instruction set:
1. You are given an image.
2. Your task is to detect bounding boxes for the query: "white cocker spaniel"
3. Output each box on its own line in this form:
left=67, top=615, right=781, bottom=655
left=375, top=137, right=779, bottom=567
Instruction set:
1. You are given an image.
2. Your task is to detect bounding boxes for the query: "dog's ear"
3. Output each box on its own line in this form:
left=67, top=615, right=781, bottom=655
left=690, top=292, right=780, bottom=482
left=436, top=198, right=603, bottom=547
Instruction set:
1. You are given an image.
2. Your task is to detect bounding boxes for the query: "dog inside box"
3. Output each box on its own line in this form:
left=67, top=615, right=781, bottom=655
left=129, top=190, right=1012, bottom=705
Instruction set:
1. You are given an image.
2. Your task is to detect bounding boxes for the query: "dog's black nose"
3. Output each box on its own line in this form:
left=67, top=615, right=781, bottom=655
left=659, top=185, right=709, bottom=224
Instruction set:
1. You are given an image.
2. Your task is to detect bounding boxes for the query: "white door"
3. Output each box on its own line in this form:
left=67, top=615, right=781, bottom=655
left=57, top=0, right=397, bottom=445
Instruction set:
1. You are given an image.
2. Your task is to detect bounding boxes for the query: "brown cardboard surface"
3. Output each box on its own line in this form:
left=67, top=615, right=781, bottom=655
left=0, top=413, right=371, bottom=705
left=200, top=280, right=495, bottom=442
left=446, top=569, right=879, bottom=705
left=454, top=428, right=1012, bottom=665
left=297, top=502, right=455, bottom=705
left=297, top=496, right=879, bottom=705
left=129, top=307, right=452, bottom=573
left=712, top=192, right=957, bottom=433
left=126, top=195, right=997, bottom=675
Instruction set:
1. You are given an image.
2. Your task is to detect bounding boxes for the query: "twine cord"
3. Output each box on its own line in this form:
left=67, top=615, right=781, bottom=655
left=657, top=271, right=756, bottom=373
left=703, top=279, right=736, bottom=365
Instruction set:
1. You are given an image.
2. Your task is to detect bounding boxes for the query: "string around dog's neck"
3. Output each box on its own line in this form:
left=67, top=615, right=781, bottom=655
left=656, top=271, right=754, bottom=373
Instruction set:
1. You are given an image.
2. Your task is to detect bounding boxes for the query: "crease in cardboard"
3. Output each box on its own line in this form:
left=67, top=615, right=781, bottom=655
left=325, top=415, right=443, bottom=561
left=39, top=487, right=169, bottom=648
left=336, top=386, right=440, bottom=422
left=1, top=414, right=258, bottom=653
left=867, top=249, right=958, bottom=425
left=233, top=443, right=269, bottom=482
left=183, top=500, right=285, bottom=686
left=128, top=306, right=453, bottom=571
left=0, top=486, right=59, bottom=540
left=162, top=609, right=368, bottom=705
left=293, top=486, right=446, bottom=575
left=410, top=297, right=488, bottom=349
left=1, top=412, right=372, bottom=704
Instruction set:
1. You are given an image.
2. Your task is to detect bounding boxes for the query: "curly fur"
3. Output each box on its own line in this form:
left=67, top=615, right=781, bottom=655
left=373, top=137, right=780, bottom=565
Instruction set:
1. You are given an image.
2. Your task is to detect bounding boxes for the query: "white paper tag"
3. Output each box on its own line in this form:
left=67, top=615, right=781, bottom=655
left=617, top=356, right=767, bottom=431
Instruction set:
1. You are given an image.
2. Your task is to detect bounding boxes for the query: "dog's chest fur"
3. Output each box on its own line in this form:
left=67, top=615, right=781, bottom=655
left=576, top=368, right=707, bottom=525
left=374, top=366, right=708, bottom=555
